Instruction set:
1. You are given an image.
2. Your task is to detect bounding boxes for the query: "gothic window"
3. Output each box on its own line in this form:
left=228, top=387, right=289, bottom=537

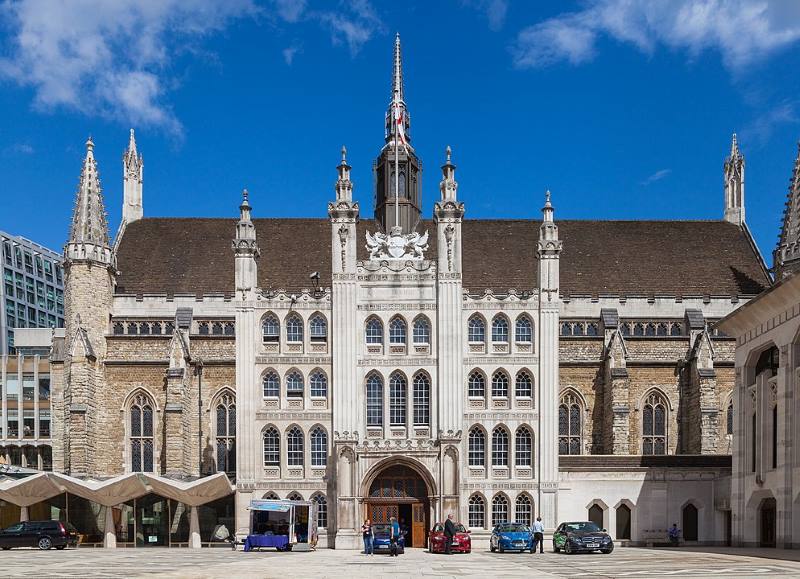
left=366, top=374, right=383, bottom=427
left=113, top=322, right=124, bottom=335
left=468, top=315, right=485, bottom=343
left=468, top=427, right=485, bottom=466
left=515, top=494, right=532, bottom=526
left=642, top=392, right=667, bottom=455
left=389, top=317, right=407, bottom=345
left=286, top=315, right=303, bottom=343
left=755, top=346, right=779, bottom=378
left=468, top=494, right=485, bottom=529
left=389, top=372, right=407, bottom=426
left=492, top=427, right=509, bottom=466
left=165, top=321, right=175, bottom=334
left=573, top=322, right=584, bottom=336
left=586, top=323, right=599, bottom=336
left=263, top=491, right=279, bottom=500
left=645, top=323, right=656, bottom=337
left=287, top=491, right=303, bottom=501
left=262, top=371, right=280, bottom=398
left=559, top=392, right=582, bottom=455
left=263, top=427, right=279, bottom=466
left=413, top=373, right=430, bottom=426
left=670, top=323, right=683, bottom=336
left=515, top=427, right=533, bottom=467
left=215, top=393, right=236, bottom=476
left=224, top=322, right=235, bottom=336
left=515, top=316, right=532, bottom=343
left=310, top=315, right=327, bottom=342
left=515, top=371, right=532, bottom=398
left=287, top=427, right=304, bottom=466
left=491, top=371, right=509, bottom=398
left=492, top=316, right=509, bottom=342
left=286, top=371, right=304, bottom=398
left=127, top=322, right=139, bottom=335
left=413, top=317, right=430, bottom=345
left=313, top=493, right=328, bottom=528
left=310, top=371, right=327, bottom=398
left=620, top=323, right=631, bottom=336
left=139, top=322, right=151, bottom=335
left=262, top=314, right=279, bottom=343
left=152, top=321, right=163, bottom=335
left=633, top=323, right=645, bottom=336
left=492, top=494, right=509, bottom=526
left=727, top=400, right=734, bottom=436
left=656, top=323, right=668, bottom=336
left=365, top=317, right=383, bottom=345
left=130, top=393, right=154, bottom=472
left=560, top=322, right=571, bottom=336
left=468, top=371, right=486, bottom=398
left=212, top=322, right=224, bottom=335
left=310, top=427, right=327, bottom=467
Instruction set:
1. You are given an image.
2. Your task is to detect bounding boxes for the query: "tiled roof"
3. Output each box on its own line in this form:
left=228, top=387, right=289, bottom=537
left=114, top=217, right=769, bottom=297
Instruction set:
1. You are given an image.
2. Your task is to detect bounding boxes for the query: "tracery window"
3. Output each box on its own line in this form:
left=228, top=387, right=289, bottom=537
left=468, top=427, right=485, bottom=466
left=212, top=322, right=224, bottom=335
left=130, top=393, right=155, bottom=472
left=492, top=427, right=509, bottom=466
left=491, top=371, right=509, bottom=398
left=515, top=316, right=532, bottom=343
left=515, top=371, right=532, bottom=398
left=559, top=392, right=582, bottom=455
left=468, top=495, right=485, bottom=529
left=286, top=315, right=303, bottom=343
left=365, top=317, right=383, bottom=345
left=286, top=371, right=304, bottom=398
left=389, top=317, right=407, bottom=345
left=313, top=494, right=328, bottom=528
left=310, top=314, right=327, bottom=342
left=413, top=373, right=430, bottom=426
left=413, top=317, right=430, bottom=344
left=310, top=427, right=327, bottom=467
left=642, top=392, right=668, bottom=455
left=389, top=372, right=407, bottom=426
left=262, top=371, right=280, bottom=398
left=366, top=374, right=383, bottom=427
left=287, top=427, right=304, bottom=466
left=492, top=316, right=509, bottom=342
left=515, top=495, right=532, bottom=526
left=515, top=426, right=532, bottom=467
left=263, top=427, right=280, bottom=466
left=468, top=371, right=486, bottom=397
left=310, top=371, right=327, bottom=398
left=215, top=393, right=236, bottom=476
left=492, top=494, right=509, bottom=526
left=262, top=314, right=279, bottom=343
left=287, top=491, right=303, bottom=501
left=468, top=315, right=485, bottom=343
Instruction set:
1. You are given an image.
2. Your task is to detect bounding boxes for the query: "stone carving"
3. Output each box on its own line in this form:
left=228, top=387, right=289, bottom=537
left=444, top=224, right=455, bottom=271
left=338, top=225, right=349, bottom=270
left=366, top=226, right=428, bottom=260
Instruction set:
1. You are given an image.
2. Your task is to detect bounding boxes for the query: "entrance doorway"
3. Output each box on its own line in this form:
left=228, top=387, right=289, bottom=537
left=366, top=464, right=430, bottom=548
left=759, top=498, right=776, bottom=547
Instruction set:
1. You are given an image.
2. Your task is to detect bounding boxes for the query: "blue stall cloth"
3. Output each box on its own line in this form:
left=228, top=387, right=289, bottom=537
left=244, top=534, right=290, bottom=552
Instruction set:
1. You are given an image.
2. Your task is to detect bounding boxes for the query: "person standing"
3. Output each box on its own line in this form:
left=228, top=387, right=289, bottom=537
left=361, top=519, right=374, bottom=555
left=390, top=516, right=401, bottom=556
left=531, top=516, right=545, bottom=554
left=669, top=523, right=680, bottom=547
left=444, top=514, right=456, bottom=555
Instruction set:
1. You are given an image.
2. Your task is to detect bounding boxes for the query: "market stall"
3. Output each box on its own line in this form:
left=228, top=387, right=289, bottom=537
left=245, top=499, right=317, bottom=552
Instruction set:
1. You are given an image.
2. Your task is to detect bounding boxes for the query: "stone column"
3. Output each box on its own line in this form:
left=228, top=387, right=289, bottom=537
left=164, top=367, right=186, bottom=477
left=19, top=506, right=29, bottom=522
left=103, top=507, right=117, bottom=548
left=189, top=505, right=202, bottom=548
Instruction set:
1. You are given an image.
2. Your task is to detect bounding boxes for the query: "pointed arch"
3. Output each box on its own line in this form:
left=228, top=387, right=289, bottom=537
left=467, top=369, right=486, bottom=398
left=366, top=372, right=384, bottom=427
left=310, top=425, right=328, bottom=467
left=309, top=312, right=327, bottom=342
left=468, top=425, right=486, bottom=466
left=412, top=314, right=431, bottom=345
left=365, top=316, right=384, bottom=345
left=515, top=425, right=533, bottom=467
left=491, top=425, right=510, bottom=466
left=468, top=493, right=486, bottom=529
left=212, top=388, right=236, bottom=476
left=491, top=369, right=510, bottom=398
left=309, top=368, right=328, bottom=398
left=285, top=313, right=303, bottom=343
left=491, top=492, right=510, bottom=526
left=262, top=368, right=280, bottom=398
left=262, top=425, right=280, bottom=466
left=285, top=368, right=304, bottom=398
left=127, top=390, right=156, bottom=473
left=261, top=312, right=279, bottom=343
left=491, top=313, right=510, bottom=343
left=286, top=491, right=304, bottom=501
left=311, top=492, right=328, bottom=528
left=515, top=492, right=533, bottom=526
left=389, top=315, right=407, bottom=345
left=412, top=370, right=431, bottom=426
left=559, top=388, right=584, bottom=455
left=467, top=314, right=486, bottom=343
left=642, top=389, right=669, bottom=455
left=515, top=314, right=534, bottom=344
left=286, top=425, right=304, bottom=466
left=389, top=370, right=408, bottom=426
left=515, top=369, right=533, bottom=399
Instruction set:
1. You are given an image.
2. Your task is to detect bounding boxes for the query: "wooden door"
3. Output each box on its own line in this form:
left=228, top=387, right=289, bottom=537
left=369, top=504, right=398, bottom=524
left=411, top=503, right=425, bottom=548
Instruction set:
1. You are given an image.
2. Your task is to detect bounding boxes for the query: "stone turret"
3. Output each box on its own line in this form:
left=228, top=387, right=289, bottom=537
left=724, top=133, right=745, bottom=226
left=774, top=142, right=800, bottom=280
left=122, top=129, right=143, bottom=224
left=232, top=189, right=260, bottom=300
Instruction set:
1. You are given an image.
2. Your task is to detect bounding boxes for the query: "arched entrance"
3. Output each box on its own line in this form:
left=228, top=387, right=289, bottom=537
left=365, top=464, right=431, bottom=548
left=759, top=498, right=776, bottom=547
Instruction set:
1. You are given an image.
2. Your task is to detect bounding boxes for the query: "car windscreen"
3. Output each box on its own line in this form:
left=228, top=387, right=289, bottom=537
left=372, top=524, right=391, bottom=536
left=564, top=522, right=601, bottom=533
left=455, top=524, right=466, bottom=533
left=497, top=524, right=529, bottom=533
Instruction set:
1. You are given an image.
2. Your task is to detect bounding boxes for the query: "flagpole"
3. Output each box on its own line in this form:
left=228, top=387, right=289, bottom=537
left=394, top=103, right=400, bottom=230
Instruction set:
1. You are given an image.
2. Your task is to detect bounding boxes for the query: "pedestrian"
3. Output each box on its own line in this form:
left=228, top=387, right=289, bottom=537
left=531, top=516, right=545, bottom=554
left=669, top=523, right=680, bottom=547
left=361, top=519, right=374, bottom=555
left=444, top=513, right=456, bottom=555
left=390, top=516, right=401, bottom=556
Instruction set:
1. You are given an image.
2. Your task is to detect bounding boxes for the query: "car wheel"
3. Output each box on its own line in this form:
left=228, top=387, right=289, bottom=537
left=602, top=544, right=614, bottom=554
left=1, top=547, right=10, bottom=551
left=56, top=546, right=66, bottom=550
left=38, top=537, right=52, bottom=550
left=564, top=542, right=572, bottom=555
left=499, top=545, right=505, bottom=553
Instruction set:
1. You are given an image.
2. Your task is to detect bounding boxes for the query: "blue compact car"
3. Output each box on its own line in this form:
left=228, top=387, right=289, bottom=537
left=490, top=522, right=534, bottom=553
left=372, top=523, right=406, bottom=554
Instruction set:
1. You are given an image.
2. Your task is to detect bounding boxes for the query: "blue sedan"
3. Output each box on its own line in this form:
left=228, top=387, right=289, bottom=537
left=490, top=522, right=534, bottom=553
left=372, top=523, right=405, bottom=555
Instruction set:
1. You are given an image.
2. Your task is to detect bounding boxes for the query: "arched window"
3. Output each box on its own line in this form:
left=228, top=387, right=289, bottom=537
left=263, top=427, right=280, bottom=466
left=262, top=371, right=280, bottom=398
left=755, top=346, right=779, bottom=378
left=559, top=391, right=582, bottom=455
left=286, top=371, right=304, bottom=398
left=670, top=323, right=683, bottom=336
left=389, top=317, right=407, bottom=345
left=130, top=393, right=154, bottom=472
left=413, top=317, right=430, bottom=344
left=682, top=503, right=699, bottom=541
left=492, top=316, right=509, bottom=342
left=515, top=371, right=532, bottom=398
left=468, top=315, right=485, bottom=343
left=212, top=322, right=224, bottom=335
left=515, top=495, right=532, bottom=526
left=468, top=371, right=486, bottom=397
left=468, top=495, right=486, bottom=529
left=492, top=427, right=509, bottom=466
left=313, top=493, right=328, bottom=528
left=642, top=392, right=668, bottom=455
left=287, top=491, right=303, bottom=501
left=263, top=491, right=279, bottom=499
left=616, top=504, right=632, bottom=540
left=515, top=427, right=533, bottom=467
left=309, top=314, right=327, bottom=342
left=310, top=427, right=327, bottom=467
left=287, top=427, right=304, bottom=466
left=286, top=315, right=303, bottom=343
left=588, top=504, right=604, bottom=528
left=586, top=323, right=599, bottom=336
left=491, top=371, right=509, bottom=398
left=365, top=317, right=383, bottom=344
left=215, top=392, right=236, bottom=476
left=656, top=323, right=668, bottom=336
left=492, top=495, right=509, bottom=526
left=727, top=400, right=734, bottom=436
left=262, top=314, right=279, bottom=343
left=389, top=372, right=407, bottom=426
left=413, top=373, right=430, bottom=426
left=468, top=427, right=485, bottom=466
left=310, top=371, right=327, bottom=398
left=515, top=316, right=533, bottom=343
left=366, top=374, right=383, bottom=427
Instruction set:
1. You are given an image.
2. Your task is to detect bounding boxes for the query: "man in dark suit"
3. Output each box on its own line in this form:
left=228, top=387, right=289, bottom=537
left=444, top=513, right=456, bottom=555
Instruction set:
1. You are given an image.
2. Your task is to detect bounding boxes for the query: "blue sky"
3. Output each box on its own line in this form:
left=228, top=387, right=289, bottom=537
left=1, top=0, right=800, bottom=270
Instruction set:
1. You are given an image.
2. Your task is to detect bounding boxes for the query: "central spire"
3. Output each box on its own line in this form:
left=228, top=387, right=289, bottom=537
left=385, top=33, right=411, bottom=147
left=392, top=32, right=404, bottom=104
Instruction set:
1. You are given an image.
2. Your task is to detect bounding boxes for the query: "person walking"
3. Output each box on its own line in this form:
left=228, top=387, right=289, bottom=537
left=669, top=523, right=680, bottom=547
left=444, top=513, right=456, bottom=555
left=390, top=516, right=401, bottom=556
left=531, top=516, right=545, bottom=554
left=361, top=519, right=374, bottom=555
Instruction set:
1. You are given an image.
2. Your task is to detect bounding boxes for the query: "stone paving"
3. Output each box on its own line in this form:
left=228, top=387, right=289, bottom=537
left=3, top=546, right=800, bottom=578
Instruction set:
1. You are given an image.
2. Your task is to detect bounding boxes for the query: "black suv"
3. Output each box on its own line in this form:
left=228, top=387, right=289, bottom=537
left=0, top=520, right=79, bottom=550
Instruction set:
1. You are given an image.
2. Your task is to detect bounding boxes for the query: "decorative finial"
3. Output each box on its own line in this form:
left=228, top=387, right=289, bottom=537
left=242, top=188, right=249, bottom=202
left=130, top=128, right=135, bottom=140
left=86, top=136, right=94, bottom=152
left=341, top=145, right=347, bottom=162
left=445, top=145, right=452, bottom=163
left=545, top=189, right=552, bottom=207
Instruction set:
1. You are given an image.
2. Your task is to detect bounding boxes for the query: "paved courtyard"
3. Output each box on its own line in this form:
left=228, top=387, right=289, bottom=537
left=3, top=546, right=800, bottom=578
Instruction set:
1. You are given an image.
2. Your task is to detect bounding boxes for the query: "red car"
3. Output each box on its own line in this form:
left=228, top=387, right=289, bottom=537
left=429, top=522, right=471, bottom=554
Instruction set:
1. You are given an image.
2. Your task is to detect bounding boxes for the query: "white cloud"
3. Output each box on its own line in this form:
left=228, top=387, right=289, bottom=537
left=640, top=168, right=672, bottom=186
left=512, top=0, right=800, bottom=72
left=463, top=0, right=508, bottom=31
left=315, top=0, right=384, bottom=56
left=273, top=0, right=307, bottom=23
left=741, top=101, right=799, bottom=146
left=4, top=143, right=34, bottom=155
left=283, top=45, right=301, bottom=65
